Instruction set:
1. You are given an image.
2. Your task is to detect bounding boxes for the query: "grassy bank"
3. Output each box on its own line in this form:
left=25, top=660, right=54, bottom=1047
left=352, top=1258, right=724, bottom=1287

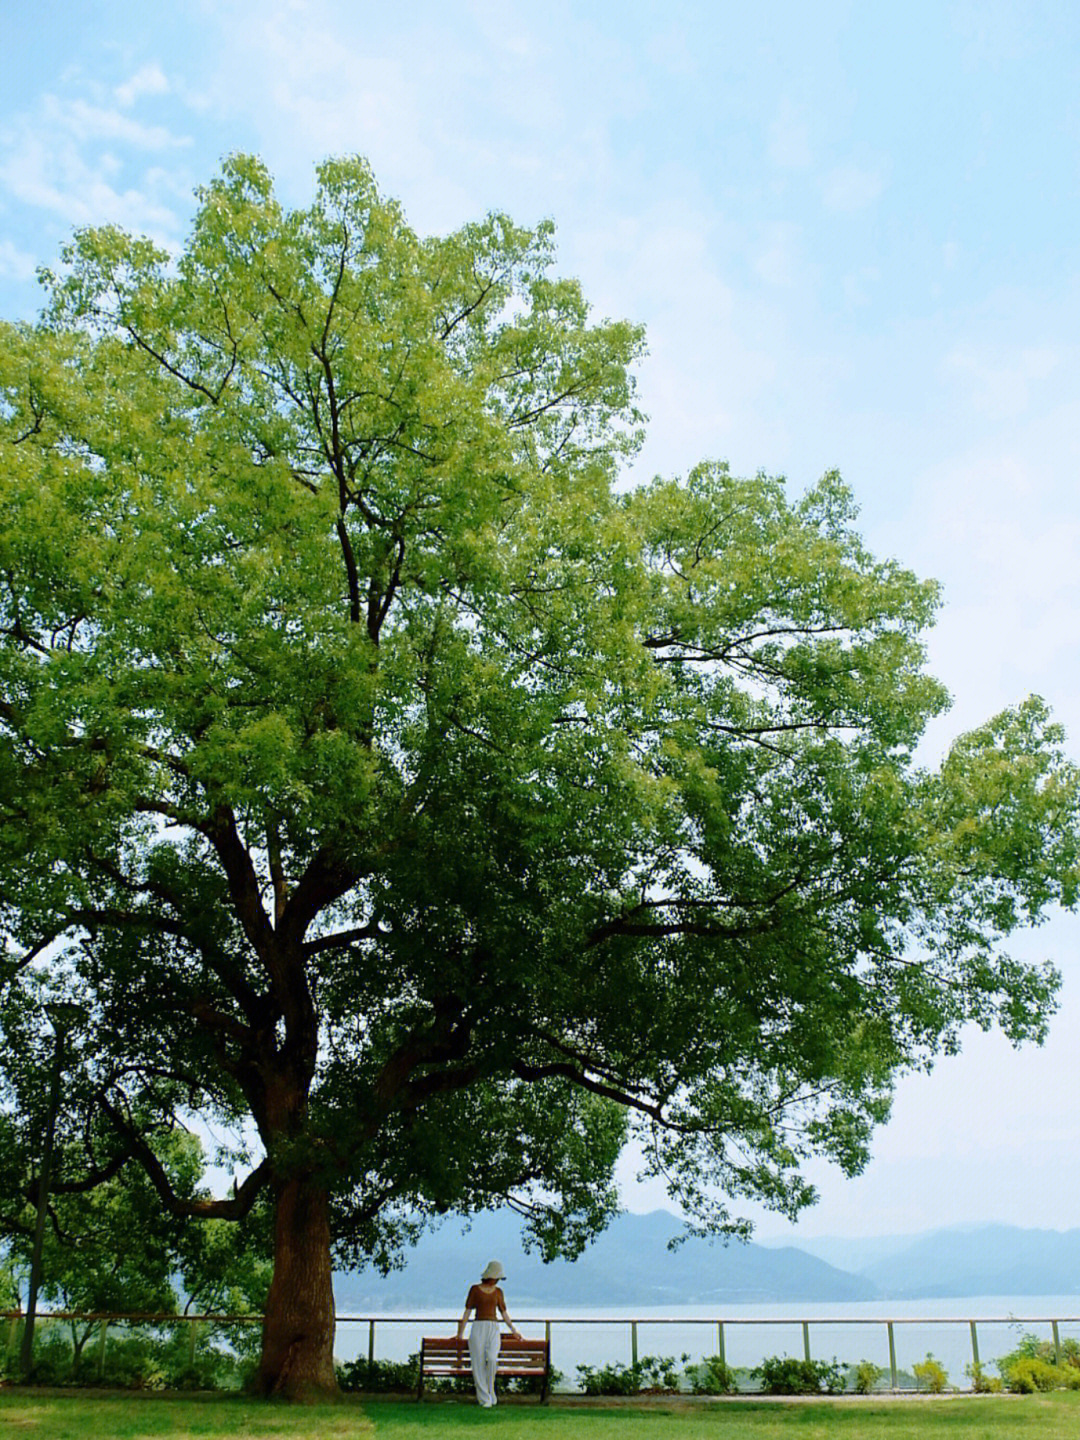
left=4, top=1391, right=1080, bottom=1440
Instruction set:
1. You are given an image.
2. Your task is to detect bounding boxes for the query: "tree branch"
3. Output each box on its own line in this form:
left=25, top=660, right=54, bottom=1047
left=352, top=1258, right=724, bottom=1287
left=98, top=1095, right=271, bottom=1220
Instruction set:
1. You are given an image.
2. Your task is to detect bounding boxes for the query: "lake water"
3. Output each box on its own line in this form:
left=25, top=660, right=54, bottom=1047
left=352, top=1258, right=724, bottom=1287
left=335, top=1296, right=1080, bottom=1388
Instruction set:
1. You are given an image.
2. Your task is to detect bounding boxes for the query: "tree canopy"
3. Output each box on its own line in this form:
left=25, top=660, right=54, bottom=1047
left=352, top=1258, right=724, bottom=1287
left=1, top=154, right=1078, bottom=1396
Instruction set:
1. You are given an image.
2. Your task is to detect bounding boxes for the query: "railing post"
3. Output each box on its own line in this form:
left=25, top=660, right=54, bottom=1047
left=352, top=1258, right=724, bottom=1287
left=802, top=1321, right=811, bottom=1363
left=887, top=1322, right=897, bottom=1390
left=188, top=1318, right=198, bottom=1372
left=1053, top=1321, right=1061, bottom=1366
left=6, top=1316, right=18, bottom=1365
left=631, top=1320, right=638, bottom=1369
left=98, top=1320, right=109, bottom=1381
left=717, top=1321, right=726, bottom=1368
left=368, top=1319, right=375, bottom=1371
left=969, top=1320, right=979, bottom=1370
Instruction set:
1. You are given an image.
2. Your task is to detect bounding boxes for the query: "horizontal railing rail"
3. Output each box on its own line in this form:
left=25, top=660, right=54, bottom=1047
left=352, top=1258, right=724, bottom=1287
left=5, top=1310, right=1078, bottom=1391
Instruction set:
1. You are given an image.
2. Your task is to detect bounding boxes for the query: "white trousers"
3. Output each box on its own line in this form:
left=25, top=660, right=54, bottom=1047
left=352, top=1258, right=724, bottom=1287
left=469, top=1320, right=501, bottom=1406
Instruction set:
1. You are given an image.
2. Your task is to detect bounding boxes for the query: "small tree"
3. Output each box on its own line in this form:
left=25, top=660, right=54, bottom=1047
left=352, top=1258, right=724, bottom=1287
left=0, top=1075, right=270, bottom=1376
left=2, top=154, right=1078, bottom=1396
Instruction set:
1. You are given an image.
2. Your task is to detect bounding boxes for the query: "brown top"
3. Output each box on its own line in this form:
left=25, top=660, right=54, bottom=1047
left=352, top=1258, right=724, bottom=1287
left=466, top=1283, right=504, bottom=1321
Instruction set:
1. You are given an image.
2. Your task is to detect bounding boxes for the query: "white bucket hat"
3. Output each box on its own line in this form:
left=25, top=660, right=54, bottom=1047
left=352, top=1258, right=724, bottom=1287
left=481, top=1260, right=505, bottom=1281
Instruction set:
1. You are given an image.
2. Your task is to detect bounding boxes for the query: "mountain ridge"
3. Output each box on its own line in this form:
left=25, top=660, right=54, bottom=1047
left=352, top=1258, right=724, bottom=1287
left=334, top=1209, right=877, bottom=1310
left=335, top=1213, right=1080, bottom=1310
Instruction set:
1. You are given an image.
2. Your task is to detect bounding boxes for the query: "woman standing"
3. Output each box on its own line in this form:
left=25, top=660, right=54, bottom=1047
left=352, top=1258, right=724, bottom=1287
left=456, top=1260, right=521, bottom=1407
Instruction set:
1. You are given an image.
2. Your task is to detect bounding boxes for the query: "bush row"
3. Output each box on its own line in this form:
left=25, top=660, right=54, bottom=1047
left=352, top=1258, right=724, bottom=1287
left=0, top=1321, right=257, bottom=1390
left=6, top=1326, right=1080, bottom=1395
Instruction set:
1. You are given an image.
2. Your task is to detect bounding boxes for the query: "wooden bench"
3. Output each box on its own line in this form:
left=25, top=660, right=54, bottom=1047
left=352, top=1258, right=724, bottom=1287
left=417, top=1334, right=550, bottom=1402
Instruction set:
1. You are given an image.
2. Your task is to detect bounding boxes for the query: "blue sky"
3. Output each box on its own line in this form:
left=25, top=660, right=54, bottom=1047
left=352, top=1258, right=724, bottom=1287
left=3, top=0, right=1080, bottom=1240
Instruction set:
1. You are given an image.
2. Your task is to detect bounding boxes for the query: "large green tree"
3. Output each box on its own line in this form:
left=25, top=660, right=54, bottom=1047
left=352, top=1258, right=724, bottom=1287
left=1, top=155, right=1077, bottom=1397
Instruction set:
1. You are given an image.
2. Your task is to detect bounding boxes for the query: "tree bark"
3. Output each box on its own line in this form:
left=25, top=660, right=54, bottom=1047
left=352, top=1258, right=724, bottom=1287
left=255, top=1176, right=338, bottom=1400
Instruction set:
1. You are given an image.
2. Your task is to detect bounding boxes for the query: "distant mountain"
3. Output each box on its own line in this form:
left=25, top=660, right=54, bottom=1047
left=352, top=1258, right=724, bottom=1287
left=334, top=1209, right=879, bottom=1312
left=858, top=1224, right=1080, bottom=1299
left=756, top=1232, right=922, bottom=1275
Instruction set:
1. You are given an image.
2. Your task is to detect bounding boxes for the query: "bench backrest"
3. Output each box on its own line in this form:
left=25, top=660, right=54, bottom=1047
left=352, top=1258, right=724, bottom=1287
left=420, top=1335, right=548, bottom=1374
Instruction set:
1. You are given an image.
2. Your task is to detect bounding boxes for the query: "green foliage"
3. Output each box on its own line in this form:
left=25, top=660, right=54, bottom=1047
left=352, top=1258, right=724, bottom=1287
left=752, top=1354, right=846, bottom=1395
left=6, top=1319, right=254, bottom=1390
left=998, top=1332, right=1080, bottom=1371
left=575, top=1354, right=688, bottom=1395
left=684, top=1353, right=738, bottom=1394
left=912, top=1353, right=949, bottom=1393
left=3, top=151, right=1080, bottom=1393
left=1004, top=1358, right=1080, bottom=1393
left=336, top=1349, right=567, bottom=1397
left=852, top=1359, right=884, bottom=1394
left=504, top=1366, right=564, bottom=1397
left=635, top=1354, right=690, bottom=1392
left=337, top=1354, right=420, bottom=1393
left=0, top=1111, right=271, bottom=1346
left=967, top=1361, right=1003, bottom=1393
left=575, top=1361, right=643, bottom=1396
left=997, top=1333, right=1080, bottom=1393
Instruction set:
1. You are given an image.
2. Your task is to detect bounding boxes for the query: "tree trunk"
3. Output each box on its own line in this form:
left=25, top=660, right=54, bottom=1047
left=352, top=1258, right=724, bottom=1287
left=255, top=1176, right=338, bottom=1399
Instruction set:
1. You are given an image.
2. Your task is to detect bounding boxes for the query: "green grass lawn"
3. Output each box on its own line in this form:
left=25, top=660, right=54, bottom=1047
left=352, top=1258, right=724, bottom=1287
left=4, top=1392, right=1080, bottom=1440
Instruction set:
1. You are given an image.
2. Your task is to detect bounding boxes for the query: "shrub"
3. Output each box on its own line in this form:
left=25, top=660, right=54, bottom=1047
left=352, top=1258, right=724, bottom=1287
left=752, top=1354, right=846, bottom=1395
left=1007, top=1357, right=1061, bottom=1394
left=1003, top=1356, right=1080, bottom=1394
left=338, top=1354, right=420, bottom=1393
left=576, top=1355, right=685, bottom=1395
left=685, top=1354, right=738, bottom=1395
left=852, top=1360, right=884, bottom=1394
left=967, top=1361, right=1003, bottom=1394
left=636, top=1354, right=689, bottom=1392
left=576, top=1361, right=640, bottom=1396
left=997, top=1331, right=1080, bottom=1382
left=912, top=1353, right=948, bottom=1393
left=504, top=1364, right=563, bottom=1395
left=18, top=1328, right=75, bottom=1386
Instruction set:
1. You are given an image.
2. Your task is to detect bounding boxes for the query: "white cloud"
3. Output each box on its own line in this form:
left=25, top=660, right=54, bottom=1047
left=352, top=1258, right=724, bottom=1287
left=768, top=99, right=813, bottom=170
left=0, top=94, right=192, bottom=254
left=0, top=130, right=183, bottom=238
left=0, top=238, right=36, bottom=281
left=753, top=223, right=801, bottom=288
left=568, top=205, right=794, bottom=486
left=842, top=265, right=880, bottom=306
left=0, top=60, right=202, bottom=264
left=46, top=95, right=190, bottom=152
left=822, top=163, right=884, bottom=212
left=114, top=63, right=171, bottom=109
left=900, top=395, right=1080, bottom=752
left=942, top=343, right=1062, bottom=421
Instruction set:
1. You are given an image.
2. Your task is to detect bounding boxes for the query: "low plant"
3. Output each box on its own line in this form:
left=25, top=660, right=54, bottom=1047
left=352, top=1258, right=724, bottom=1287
left=684, top=1353, right=739, bottom=1395
left=752, top=1354, right=846, bottom=1395
left=852, top=1360, right=884, bottom=1394
left=1004, top=1356, right=1080, bottom=1394
left=912, top=1353, right=948, bottom=1393
left=337, top=1354, right=420, bottom=1393
left=505, top=1364, right=563, bottom=1395
left=576, top=1360, right=639, bottom=1396
left=637, top=1354, right=690, bottom=1393
left=576, top=1355, right=687, bottom=1396
left=997, top=1331, right=1080, bottom=1383
left=967, top=1361, right=1003, bottom=1394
